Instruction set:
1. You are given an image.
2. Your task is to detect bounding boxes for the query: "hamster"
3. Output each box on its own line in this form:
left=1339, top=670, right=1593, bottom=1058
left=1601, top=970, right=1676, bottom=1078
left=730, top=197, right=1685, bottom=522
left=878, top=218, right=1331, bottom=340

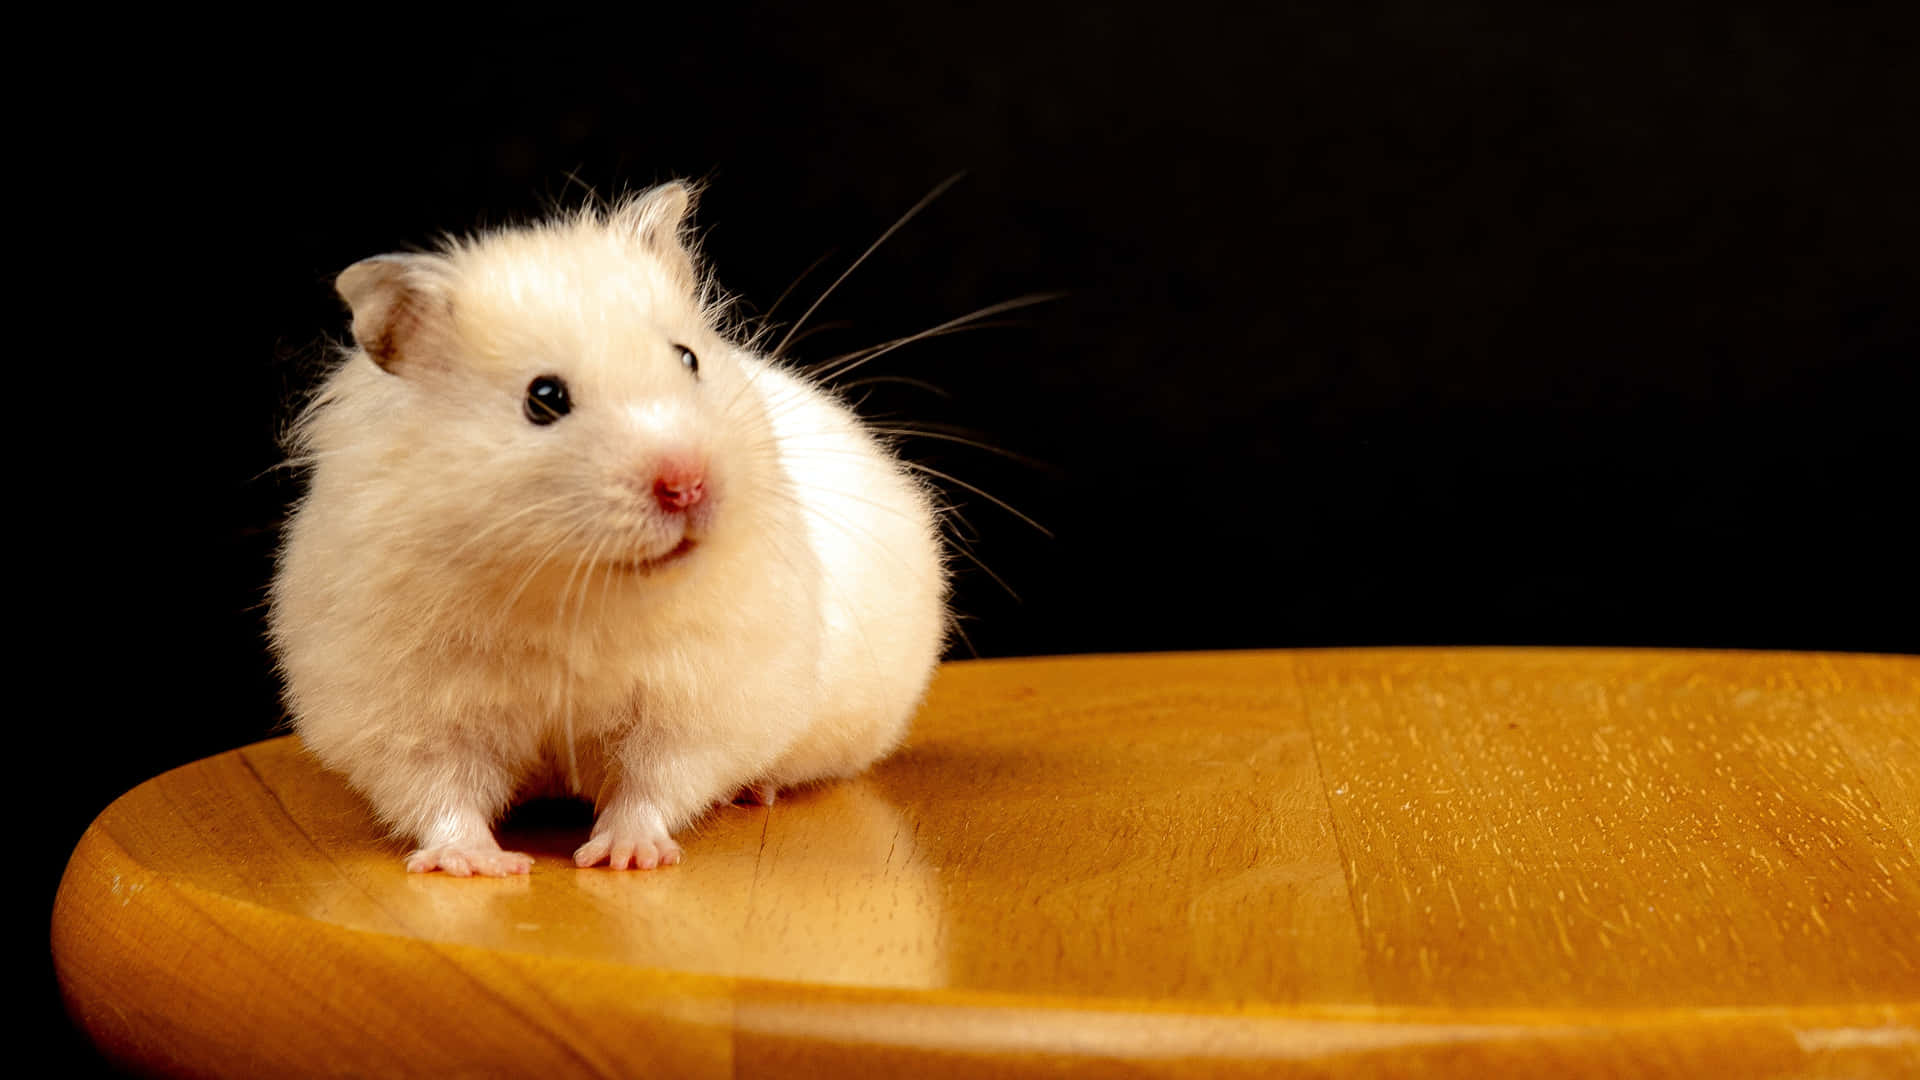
left=268, top=183, right=949, bottom=876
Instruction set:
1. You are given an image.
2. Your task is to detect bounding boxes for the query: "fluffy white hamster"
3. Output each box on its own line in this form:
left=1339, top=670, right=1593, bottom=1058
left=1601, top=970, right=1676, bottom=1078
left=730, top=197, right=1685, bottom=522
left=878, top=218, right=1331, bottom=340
left=268, top=183, right=949, bottom=876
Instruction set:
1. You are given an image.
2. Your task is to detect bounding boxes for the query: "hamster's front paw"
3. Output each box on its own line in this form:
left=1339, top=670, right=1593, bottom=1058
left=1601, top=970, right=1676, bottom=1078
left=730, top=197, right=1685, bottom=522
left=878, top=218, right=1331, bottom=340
left=574, top=819, right=683, bottom=870
left=405, top=846, right=535, bottom=877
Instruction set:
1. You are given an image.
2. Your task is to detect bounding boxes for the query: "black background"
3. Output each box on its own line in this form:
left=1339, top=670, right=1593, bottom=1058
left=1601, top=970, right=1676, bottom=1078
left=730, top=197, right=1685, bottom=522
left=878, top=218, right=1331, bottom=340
left=38, top=5, right=1918, bottom=1070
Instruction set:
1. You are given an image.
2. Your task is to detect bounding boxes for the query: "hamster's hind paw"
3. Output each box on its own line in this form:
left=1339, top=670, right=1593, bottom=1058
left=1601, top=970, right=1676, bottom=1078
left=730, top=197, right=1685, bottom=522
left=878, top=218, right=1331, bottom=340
left=405, top=846, right=535, bottom=877
left=574, top=826, right=683, bottom=871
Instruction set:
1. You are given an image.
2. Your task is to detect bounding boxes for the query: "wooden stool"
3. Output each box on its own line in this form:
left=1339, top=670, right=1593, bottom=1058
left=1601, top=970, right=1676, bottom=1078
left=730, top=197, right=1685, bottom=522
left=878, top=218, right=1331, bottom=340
left=53, top=649, right=1919, bottom=1077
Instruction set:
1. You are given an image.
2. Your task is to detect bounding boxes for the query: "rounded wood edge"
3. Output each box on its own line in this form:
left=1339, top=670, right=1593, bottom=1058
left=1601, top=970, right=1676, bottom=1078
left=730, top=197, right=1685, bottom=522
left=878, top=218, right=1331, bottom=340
left=943, top=645, right=1920, bottom=666
left=54, top=800, right=1920, bottom=1079
left=54, top=820, right=736, bottom=1077
left=734, top=991, right=1920, bottom=1079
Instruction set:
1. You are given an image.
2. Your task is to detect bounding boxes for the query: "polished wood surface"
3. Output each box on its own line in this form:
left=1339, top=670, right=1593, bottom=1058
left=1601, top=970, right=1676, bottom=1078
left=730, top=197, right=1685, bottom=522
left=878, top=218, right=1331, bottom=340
left=53, top=649, right=1920, bottom=1076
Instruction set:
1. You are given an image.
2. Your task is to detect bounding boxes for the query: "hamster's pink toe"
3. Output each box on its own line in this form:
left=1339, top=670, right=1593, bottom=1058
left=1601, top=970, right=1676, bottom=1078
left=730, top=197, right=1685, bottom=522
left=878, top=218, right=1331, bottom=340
left=477, top=851, right=534, bottom=875
left=574, top=830, right=682, bottom=871
left=407, top=846, right=532, bottom=877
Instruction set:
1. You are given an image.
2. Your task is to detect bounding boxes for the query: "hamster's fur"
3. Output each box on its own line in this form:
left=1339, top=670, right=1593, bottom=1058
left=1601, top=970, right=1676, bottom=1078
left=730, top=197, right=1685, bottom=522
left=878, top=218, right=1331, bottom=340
left=268, top=183, right=948, bottom=875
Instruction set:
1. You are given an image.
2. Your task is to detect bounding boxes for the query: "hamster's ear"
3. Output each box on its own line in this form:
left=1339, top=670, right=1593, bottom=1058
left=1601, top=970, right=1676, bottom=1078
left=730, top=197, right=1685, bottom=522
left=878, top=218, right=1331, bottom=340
left=615, top=182, right=699, bottom=289
left=335, top=254, right=445, bottom=375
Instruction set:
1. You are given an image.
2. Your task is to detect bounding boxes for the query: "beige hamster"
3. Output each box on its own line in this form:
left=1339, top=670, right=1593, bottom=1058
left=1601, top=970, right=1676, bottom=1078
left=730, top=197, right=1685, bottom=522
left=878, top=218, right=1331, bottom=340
left=268, top=183, right=949, bottom=876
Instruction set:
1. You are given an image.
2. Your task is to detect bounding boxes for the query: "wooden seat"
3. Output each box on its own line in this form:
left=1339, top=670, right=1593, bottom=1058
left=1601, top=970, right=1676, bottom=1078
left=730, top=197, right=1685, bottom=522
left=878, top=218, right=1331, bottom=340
left=53, top=649, right=1919, bottom=1077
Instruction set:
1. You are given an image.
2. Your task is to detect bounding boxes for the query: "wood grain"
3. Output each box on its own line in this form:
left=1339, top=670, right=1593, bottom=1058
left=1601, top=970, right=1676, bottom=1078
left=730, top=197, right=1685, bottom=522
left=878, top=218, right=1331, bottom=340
left=52, top=649, right=1920, bottom=1077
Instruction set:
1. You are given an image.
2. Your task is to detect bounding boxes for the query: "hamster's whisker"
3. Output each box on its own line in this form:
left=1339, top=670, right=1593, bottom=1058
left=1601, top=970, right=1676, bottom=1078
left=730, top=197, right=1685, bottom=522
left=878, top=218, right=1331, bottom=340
left=946, top=616, right=980, bottom=660
left=555, top=533, right=596, bottom=792
left=751, top=517, right=816, bottom=593
left=715, top=345, right=792, bottom=440
left=897, top=461, right=1052, bottom=538
left=558, top=526, right=621, bottom=791
left=860, top=426, right=1048, bottom=468
left=812, top=322, right=997, bottom=382
left=834, top=375, right=953, bottom=399
left=492, top=514, right=602, bottom=624
left=794, top=483, right=933, bottom=527
left=566, top=527, right=609, bottom=620
left=757, top=488, right=944, bottom=591
left=772, top=172, right=965, bottom=360
left=776, top=319, right=856, bottom=357
left=762, top=248, right=841, bottom=323
left=554, top=526, right=604, bottom=625
left=742, top=395, right=826, bottom=431
left=730, top=458, right=931, bottom=526
left=564, top=526, right=618, bottom=787
left=810, top=322, right=1004, bottom=389
left=765, top=441, right=1040, bottom=535
left=249, top=457, right=317, bottom=482
left=758, top=440, right=1012, bottom=525
left=883, top=482, right=1010, bottom=603
left=755, top=485, right=883, bottom=542
left=947, top=537, right=1022, bottom=604
left=593, top=527, right=622, bottom=613
left=935, top=502, right=979, bottom=546
left=255, top=444, right=361, bottom=481
left=940, top=513, right=1023, bottom=604
left=496, top=515, right=597, bottom=612
left=441, top=493, right=584, bottom=566
left=812, top=293, right=1065, bottom=384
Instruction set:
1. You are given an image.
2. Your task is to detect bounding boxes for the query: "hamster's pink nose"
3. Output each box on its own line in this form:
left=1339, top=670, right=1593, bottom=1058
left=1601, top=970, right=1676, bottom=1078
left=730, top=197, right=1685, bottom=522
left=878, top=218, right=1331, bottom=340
left=652, top=460, right=707, bottom=512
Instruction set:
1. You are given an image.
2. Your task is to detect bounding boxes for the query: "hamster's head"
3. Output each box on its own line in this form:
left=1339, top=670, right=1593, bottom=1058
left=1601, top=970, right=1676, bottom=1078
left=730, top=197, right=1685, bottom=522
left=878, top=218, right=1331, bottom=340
left=311, top=183, right=783, bottom=591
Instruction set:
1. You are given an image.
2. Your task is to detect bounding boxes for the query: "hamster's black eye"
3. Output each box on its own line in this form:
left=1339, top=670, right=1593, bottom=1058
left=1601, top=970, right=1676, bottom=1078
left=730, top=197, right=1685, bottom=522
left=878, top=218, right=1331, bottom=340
left=676, top=344, right=700, bottom=378
left=525, top=375, right=571, bottom=425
